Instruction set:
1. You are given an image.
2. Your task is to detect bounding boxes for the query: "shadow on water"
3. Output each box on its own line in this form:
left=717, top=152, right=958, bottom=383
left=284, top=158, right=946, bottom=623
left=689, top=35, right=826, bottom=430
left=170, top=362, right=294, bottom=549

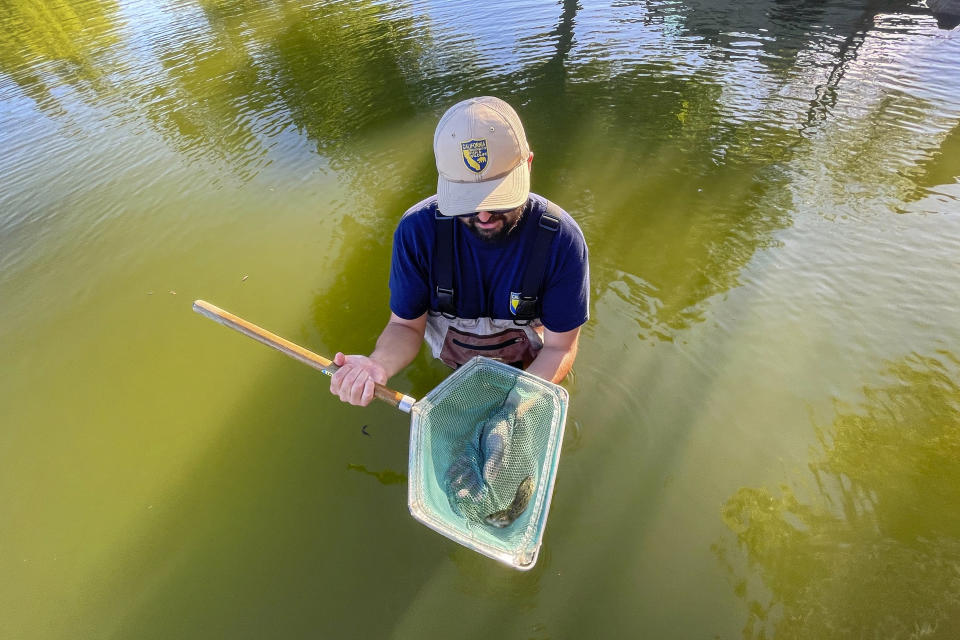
left=346, top=463, right=407, bottom=486
left=83, top=357, right=445, bottom=639
left=713, top=351, right=960, bottom=639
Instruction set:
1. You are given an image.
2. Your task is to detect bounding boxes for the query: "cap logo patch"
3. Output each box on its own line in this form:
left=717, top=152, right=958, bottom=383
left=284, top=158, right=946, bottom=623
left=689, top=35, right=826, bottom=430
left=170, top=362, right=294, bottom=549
left=461, top=139, right=488, bottom=173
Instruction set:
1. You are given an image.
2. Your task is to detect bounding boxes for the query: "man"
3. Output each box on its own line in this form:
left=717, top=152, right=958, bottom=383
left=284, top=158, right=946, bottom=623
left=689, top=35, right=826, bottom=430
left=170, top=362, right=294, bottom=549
left=331, top=96, right=589, bottom=406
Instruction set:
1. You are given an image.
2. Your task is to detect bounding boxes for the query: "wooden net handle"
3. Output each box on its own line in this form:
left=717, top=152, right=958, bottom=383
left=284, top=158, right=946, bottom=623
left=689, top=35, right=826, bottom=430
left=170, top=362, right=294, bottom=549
left=192, top=300, right=415, bottom=412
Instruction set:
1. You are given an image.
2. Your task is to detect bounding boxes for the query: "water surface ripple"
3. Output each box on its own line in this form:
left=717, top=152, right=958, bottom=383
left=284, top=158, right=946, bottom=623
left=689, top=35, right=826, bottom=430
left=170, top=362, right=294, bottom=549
left=1, top=1, right=959, bottom=638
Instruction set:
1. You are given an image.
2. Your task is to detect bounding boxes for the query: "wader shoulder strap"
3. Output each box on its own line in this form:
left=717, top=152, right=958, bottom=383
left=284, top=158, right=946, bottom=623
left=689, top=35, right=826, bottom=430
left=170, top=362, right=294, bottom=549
left=513, top=206, right=561, bottom=325
left=432, top=205, right=561, bottom=323
left=432, top=212, right=456, bottom=318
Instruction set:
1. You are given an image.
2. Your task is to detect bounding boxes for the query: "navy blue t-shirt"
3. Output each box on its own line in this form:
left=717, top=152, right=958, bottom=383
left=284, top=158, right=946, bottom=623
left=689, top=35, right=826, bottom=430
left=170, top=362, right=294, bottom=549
left=389, top=193, right=589, bottom=333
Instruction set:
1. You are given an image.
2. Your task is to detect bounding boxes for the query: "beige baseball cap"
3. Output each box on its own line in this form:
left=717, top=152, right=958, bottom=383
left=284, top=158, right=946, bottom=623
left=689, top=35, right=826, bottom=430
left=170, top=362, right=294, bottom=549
left=433, top=96, right=531, bottom=216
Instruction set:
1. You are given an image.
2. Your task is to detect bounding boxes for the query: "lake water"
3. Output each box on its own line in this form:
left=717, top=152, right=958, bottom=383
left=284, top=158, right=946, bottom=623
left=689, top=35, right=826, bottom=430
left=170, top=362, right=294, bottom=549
left=2, top=0, right=959, bottom=638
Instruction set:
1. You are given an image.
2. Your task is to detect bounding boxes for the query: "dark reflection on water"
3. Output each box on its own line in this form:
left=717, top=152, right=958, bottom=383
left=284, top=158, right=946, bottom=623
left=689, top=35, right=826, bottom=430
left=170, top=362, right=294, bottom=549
left=196, top=0, right=426, bottom=149
left=346, top=463, right=407, bottom=485
left=715, top=352, right=960, bottom=639
left=138, top=0, right=431, bottom=181
left=929, top=0, right=960, bottom=29
left=4, top=0, right=952, bottom=337
left=908, top=122, right=960, bottom=199
left=0, top=0, right=123, bottom=115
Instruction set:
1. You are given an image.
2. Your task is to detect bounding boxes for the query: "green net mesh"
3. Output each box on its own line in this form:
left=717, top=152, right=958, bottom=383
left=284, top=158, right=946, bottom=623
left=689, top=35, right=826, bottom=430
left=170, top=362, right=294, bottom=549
left=408, top=357, right=568, bottom=569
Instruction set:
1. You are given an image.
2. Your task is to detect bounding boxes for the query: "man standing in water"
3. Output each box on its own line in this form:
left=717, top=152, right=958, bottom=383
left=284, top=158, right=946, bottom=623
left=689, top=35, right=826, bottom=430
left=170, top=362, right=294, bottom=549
left=331, top=96, right=589, bottom=406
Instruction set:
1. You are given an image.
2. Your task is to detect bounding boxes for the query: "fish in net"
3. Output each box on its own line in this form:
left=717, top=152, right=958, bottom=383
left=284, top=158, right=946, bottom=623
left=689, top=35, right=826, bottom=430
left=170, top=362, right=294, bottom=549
left=443, top=382, right=541, bottom=528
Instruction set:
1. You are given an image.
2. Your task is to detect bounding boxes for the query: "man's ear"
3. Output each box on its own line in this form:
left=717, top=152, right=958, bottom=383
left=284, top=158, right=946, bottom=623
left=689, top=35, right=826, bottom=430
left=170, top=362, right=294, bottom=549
left=527, top=151, right=534, bottom=169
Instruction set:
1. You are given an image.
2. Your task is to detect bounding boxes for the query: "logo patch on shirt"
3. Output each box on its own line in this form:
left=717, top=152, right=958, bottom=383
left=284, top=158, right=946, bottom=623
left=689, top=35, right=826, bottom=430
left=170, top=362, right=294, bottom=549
left=509, top=291, right=521, bottom=315
left=461, top=139, right=488, bottom=173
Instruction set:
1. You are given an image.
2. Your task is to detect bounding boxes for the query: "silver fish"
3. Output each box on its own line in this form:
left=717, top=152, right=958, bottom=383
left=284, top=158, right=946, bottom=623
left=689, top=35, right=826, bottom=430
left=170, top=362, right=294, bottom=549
left=485, top=475, right=535, bottom=528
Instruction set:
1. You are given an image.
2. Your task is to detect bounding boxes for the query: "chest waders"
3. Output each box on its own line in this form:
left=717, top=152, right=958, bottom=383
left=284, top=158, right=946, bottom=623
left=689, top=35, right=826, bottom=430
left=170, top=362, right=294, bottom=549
left=429, top=204, right=561, bottom=369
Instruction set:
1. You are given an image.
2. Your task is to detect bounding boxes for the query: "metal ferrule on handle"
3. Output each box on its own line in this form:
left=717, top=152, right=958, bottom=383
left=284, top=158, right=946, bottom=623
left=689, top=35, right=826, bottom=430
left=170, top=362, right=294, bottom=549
left=192, top=300, right=416, bottom=413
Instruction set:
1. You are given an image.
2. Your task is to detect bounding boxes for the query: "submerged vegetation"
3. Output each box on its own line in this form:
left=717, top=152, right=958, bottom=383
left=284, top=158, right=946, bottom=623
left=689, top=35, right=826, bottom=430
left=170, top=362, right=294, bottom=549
left=717, top=353, right=960, bottom=639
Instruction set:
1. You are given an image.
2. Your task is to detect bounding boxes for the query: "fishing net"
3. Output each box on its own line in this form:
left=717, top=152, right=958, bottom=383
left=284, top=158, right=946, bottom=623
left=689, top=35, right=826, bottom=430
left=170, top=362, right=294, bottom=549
left=408, top=356, right=568, bottom=569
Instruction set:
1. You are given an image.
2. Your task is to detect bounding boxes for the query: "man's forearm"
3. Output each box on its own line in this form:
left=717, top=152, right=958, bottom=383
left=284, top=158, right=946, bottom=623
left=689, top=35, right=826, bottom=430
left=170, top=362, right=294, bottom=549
left=526, top=342, right=578, bottom=383
left=369, top=319, right=425, bottom=378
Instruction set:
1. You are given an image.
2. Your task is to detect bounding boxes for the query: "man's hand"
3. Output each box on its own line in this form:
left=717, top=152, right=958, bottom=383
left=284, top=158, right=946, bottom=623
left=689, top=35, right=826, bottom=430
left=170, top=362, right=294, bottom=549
left=329, top=352, right=388, bottom=406
left=328, top=312, right=425, bottom=406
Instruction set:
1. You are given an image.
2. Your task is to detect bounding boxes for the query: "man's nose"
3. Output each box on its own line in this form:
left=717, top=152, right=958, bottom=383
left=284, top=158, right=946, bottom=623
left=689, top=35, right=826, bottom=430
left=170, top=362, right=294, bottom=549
left=476, top=211, right=493, bottom=222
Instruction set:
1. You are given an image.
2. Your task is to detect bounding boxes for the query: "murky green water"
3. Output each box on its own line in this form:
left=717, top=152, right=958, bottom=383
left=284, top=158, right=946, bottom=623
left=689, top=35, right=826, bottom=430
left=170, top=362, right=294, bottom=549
left=2, top=0, right=959, bottom=637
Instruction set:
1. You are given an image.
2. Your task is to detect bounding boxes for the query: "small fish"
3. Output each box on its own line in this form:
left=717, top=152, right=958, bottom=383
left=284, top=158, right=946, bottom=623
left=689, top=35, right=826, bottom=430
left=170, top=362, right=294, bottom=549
left=485, top=475, right=535, bottom=528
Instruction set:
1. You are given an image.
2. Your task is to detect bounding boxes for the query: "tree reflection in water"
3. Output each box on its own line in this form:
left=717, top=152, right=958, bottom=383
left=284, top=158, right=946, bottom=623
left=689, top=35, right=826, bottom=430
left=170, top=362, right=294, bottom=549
left=715, top=352, right=960, bottom=639
left=0, top=0, right=122, bottom=114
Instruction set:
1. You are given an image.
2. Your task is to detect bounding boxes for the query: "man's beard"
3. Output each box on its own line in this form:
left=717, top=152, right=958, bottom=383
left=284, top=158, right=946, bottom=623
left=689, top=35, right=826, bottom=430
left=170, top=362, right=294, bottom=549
left=462, top=205, right=525, bottom=243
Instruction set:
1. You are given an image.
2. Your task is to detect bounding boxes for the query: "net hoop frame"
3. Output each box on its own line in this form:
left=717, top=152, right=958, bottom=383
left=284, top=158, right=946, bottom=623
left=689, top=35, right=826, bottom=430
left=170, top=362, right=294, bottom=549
left=407, top=356, right=569, bottom=570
